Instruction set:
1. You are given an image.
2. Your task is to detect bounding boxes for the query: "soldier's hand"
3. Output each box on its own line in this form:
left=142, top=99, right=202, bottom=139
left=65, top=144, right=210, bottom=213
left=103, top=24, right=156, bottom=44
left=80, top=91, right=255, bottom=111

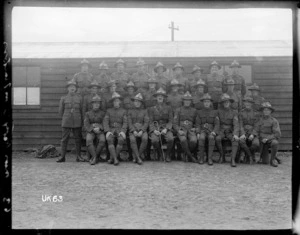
left=190, top=128, right=196, bottom=132
left=197, top=134, right=200, bottom=139
left=161, top=128, right=167, bottom=135
left=119, top=132, right=126, bottom=139
left=240, top=134, right=246, bottom=140
left=262, top=138, right=268, bottom=143
left=138, top=131, right=143, bottom=137
left=94, top=128, right=100, bottom=134
left=106, top=132, right=113, bottom=139
left=233, top=135, right=239, bottom=141
left=178, top=130, right=184, bottom=136
left=211, top=132, right=216, bottom=136
left=249, top=135, right=254, bottom=140
left=133, top=131, right=138, bottom=137
left=154, top=130, right=161, bottom=136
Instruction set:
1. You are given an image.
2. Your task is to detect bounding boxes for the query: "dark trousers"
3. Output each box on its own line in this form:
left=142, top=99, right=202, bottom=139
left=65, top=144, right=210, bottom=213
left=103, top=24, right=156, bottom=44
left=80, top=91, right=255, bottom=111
left=61, top=127, right=82, bottom=157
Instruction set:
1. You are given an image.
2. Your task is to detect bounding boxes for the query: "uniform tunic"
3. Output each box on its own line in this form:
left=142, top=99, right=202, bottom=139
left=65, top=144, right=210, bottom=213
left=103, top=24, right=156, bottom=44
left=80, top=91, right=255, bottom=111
left=166, top=92, right=183, bottom=113
left=192, top=91, right=205, bottom=110
left=73, top=72, right=94, bottom=97
left=239, top=108, right=259, bottom=137
left=94, top=73, right=111, bottom=90
left=103, top=107, right=127, bottom=134
left=173, top=106, right=197, bottom=134
left=143, top=89, right=157, bottom=109
left=123, top=93, right=136, bottom=111
left=195, top=108, right=220, bottom=135
left=127, top=108, right=149, bottom=133
left=155, top=74, right=169, bottom=91
left=131, top=72, right=150, bottom=93
left=205, top=73, right=224, bottom=105
left=82, top=93, right=106, bottom=115
left=84, top=109, right=106, bottom=146
left=111, top=71, right=130, bottom=90
left=226, top=90, right=242, bottom=112
left=251, top=95, right=265, bottom=112
left=148, top=103, right=173, bottom=132
left=223, top=74, right=246, bottom=97
left=255, top=115, right=281, bottom=141
left=217, top=108, right=239, bottom=139
left=171, top=75, right=189, bottom=94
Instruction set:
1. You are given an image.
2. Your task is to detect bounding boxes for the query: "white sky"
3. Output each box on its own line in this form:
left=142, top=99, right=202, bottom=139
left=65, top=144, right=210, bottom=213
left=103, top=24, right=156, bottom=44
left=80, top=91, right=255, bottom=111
left=12, top=7, right=292, bottom=42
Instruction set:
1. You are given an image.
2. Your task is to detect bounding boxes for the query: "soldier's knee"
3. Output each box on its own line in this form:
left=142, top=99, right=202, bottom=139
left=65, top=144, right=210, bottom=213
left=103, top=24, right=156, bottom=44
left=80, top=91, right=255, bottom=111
left=166, top=132, right=174, bottom=142
left=251, top=138, right=259, bottom=148
left=106, top=136, right=114, bottom=145
left=271, top=139, right=279, bottom=147
left=198, top=134, right=206, bottom=142
left=215, top=135, right=222, bottom=142
left=129, top=135, right=136, bottom=143
left=151, top=135, right=159, bottom=144
left=232, top=141, right=239, bottom=147
left=118, top=136, right=125, bottom=145
left=208, top=135, right=215, bottom=141
left=99, top=135, right=106, bottom=144
left=179, top=135, right=187, bottom=142
left=189, top=136, right=197, bottom=145
left=141, top=133, right=148, bottom=142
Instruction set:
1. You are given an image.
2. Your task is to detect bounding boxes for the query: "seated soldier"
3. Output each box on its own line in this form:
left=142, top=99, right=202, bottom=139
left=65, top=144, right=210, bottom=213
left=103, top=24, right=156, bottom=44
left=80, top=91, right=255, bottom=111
left=192, top=78, right=207, bottom=110
left=173, top=91, right=198, bottom=163
left=195, top=93, right=220, bottom=165
left=84, top=95, right=106, bottom=165
left=127, top=93, right=149, bottom=164
left=148, top=88, right=174, bottom=162
left=167, top=78, right=184, bottom=114
left=255, top=101, right=281, bottom=167
left=123, top=81, right=138, bottom=110
left=103, top=92, right=127, bottom=166
left=215, top=93, right=240, bottom=167
left=143, top=77, right=158, bottom=110
left=238, top=96, right=260, bottom=164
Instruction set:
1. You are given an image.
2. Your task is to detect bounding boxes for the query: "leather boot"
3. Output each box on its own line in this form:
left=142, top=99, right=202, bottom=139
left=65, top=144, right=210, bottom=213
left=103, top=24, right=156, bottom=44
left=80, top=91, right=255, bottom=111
left=115, top=144, right=123, bottom=165
left=88, top=145, right=97, bottom=165
left=270, top=143, right=278, bottom=167
left=139, top=140, right=147, bottom=161
left=261, top=144, right=270, bottom=164
left=57, top=143, right=67, bottom=162
left=131, top=141, right=139, bottom=163
left=75, top=141, right=87, bottom=162
left=107, top=145, right=115, bottom=164
left=216, top=141, right=225, bottom=163
left=243, top=145, right=253, bottom=164
left=231, top=144, right=238, bottom=167
left=197, top=147, right=205, bottom=164
left=207, top=144, right=214, bottom=165
left=96, top=142, right=105, bottom=162
left=165, top=141, right=173, bottom=162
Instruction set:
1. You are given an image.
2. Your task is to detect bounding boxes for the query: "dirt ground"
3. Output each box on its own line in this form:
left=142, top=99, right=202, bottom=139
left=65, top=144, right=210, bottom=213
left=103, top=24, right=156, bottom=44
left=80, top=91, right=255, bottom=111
left=12, top=151, right=292, bottom=230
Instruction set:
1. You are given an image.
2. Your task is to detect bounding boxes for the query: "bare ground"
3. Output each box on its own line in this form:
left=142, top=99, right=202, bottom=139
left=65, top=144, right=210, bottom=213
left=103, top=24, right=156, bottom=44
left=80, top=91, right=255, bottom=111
left=12, top=152, right=292, bottom=230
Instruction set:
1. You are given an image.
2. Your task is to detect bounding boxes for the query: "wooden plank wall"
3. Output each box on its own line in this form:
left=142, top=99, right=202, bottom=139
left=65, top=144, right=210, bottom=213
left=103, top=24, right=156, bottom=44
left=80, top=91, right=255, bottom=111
left=12, top=57, right=292, bottom=151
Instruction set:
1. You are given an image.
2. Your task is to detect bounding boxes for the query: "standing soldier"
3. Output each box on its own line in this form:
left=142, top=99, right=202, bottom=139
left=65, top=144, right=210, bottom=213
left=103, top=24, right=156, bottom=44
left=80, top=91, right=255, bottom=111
left=248, top=83, right=265, bottom=112
left=173, top=91, right=198, bottom=163
left=190, top=65, right=206, bottom=95
left=148, top=88, right=174, bottom=162
left=103, top=92, right=127, bottom=166
left=167, top=78, right=184, bottom=113
left=192, top=79, right=207, bottom=111
left=255, top=101, right=281, bottom=167
left=111, top=58, right=130, bottom=90
left=172, top=62, right=188, bottom=94
left=84, top=95, right=106, bottom=165
left=57, top=80, right=87, bottom=163
left=154, top=61, right=169, bottom=91
left=238, top=96, right=260, bottom=164
left=103, top=80, right=119, bottom=110
left=95, top=61, right=110, bottom=95
left=123, top=81, right=138, bottom=110
left=127, top=93, right=149, bottom=164
left=223, top=78, right=242, bottom=112
left=195, top=93, right=220, bottom=165
left=73, top=59, right=94, bottom=98
left=143, top=77, right=158, bottom=110
left=206, top=61, right=224, bottom=109
left=131, top=58, right=150, bottom=94
left=215, top=93, right=240, bottom=167
left=223, top=60, right=246, bottom=98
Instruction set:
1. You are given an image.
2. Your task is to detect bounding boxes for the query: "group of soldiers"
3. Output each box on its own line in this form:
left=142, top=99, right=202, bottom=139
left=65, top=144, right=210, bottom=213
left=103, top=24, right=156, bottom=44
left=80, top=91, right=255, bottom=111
left=56, top=58, right=281, bottom=167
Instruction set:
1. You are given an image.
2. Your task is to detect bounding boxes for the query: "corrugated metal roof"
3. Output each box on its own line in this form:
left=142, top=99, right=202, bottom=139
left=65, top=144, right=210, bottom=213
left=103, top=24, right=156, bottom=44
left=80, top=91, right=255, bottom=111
left=12, top=40, right=292, bottom=59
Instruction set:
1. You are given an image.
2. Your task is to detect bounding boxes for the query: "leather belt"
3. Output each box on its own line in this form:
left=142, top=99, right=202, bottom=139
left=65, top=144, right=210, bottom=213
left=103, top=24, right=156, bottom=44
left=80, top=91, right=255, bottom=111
left=182, top=120, right=192, bottom=125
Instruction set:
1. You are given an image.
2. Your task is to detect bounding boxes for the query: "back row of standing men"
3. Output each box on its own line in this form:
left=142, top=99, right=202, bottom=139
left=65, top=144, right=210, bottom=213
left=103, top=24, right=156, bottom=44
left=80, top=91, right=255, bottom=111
left=57, top=58, right=281, bottom=168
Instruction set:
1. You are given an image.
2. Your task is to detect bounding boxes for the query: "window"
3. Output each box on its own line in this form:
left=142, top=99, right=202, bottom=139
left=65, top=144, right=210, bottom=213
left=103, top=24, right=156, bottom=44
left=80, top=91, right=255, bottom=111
left=13, top=67, right=41, bottom=106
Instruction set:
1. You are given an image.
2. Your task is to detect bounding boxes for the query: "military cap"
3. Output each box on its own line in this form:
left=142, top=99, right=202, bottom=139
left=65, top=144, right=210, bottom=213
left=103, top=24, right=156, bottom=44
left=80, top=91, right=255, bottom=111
left=200, top=93, right=213, bottom=102
left=153, top=87, right=168, bottom=97
left=209, top=60, right=221, bottom=70
left=111, top=92, right=123, bottom=101
left=131, top=93, right=144, bottom=102
left=224, top=78, right=235, bottom=85
left=66, top=79, right=77, bottom=88
left=195, top=78, right=206, bottom=87
left=107, top=80, right=118, bottom=88
left=136, top=58, right=146, bottom=67
left=243, top=95, right=254, bottom=103
left=172, top=62, right=184, bottom=71
left=260, top=101, right=275, bottom=112
left=91, top=95, right=102, bottom=103
left=80, top=58, right=92, bottom=68
left=147, top=77, right=158, bottom=84
left=182, top=91, right=193, bottom=100
left=229, top=60, right=241, bottom=68
left=114, top=58, right=126, bottom=68
left=154, top=61, right=167, bottom=72
left=219, top=93, right=234, bottom=103
left=192, top=65, right=204, bottom=74
left=248, top=83, right=260, bottom=91
left=89, top=80, right=100, bottom=88
left=126, top=81, right=137, bottom=91
left=170, top=78, right=184, bottom=87
left=99, top=61, right=109, bottom=70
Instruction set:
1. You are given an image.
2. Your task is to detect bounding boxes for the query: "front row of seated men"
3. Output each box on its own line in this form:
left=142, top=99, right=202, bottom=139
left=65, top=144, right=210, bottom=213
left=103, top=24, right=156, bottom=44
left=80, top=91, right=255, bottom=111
left=57, top=79, right=281, bottom=168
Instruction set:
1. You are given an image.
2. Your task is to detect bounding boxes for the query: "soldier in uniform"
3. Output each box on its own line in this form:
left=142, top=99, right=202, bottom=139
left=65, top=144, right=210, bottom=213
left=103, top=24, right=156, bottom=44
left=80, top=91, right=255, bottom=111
left=148, top=88, right=174, bottom=162
left=127, top=93, right=149, bottom=164
left=238, top=96, right=260, bottom=164
left=173, top=91, right=198, bottom=163
left=192, top=79, right=207, bottom=111
left=123, top=81, right=138, bottom=110
left=172, top=62, right=188, bottom=94
left=131, top=58, right=150, bottom=94
left=223, top=60, right=246, bottom=98
left=143, top=77, right=158, bottom=110
left=84, top=95, right=106, bottom=165
left=166, top=78, right=184, bottom=113
left=223, top=78, right=242, bottom=112
left=195, top=93, right=220, bottom=165
left=95, top=61, right=110, bottom=95
left=103, top=92, right=127, bottom=166
left=154, top=61, right=169, bottom=91
left=103, top=80, right=119, bottom=110
left=215, top=93, right=240, bottom=167
left=255, top=101, right=281, bottom=167
left=72, top=59, right=94, bottom=98
left=57, top=80, right=87, bottom=162
left=111, top=58, right=130, bottom=90
left=248, top=83, right=265, bottom=112
left=206, top=61, right=224, bottom=109
left=190, top=65, right=206, bottom=95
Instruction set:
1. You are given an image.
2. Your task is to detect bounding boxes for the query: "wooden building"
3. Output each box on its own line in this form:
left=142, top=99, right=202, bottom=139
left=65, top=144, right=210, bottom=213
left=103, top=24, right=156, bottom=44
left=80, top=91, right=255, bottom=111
left=12, top=40, right=292, bottom=151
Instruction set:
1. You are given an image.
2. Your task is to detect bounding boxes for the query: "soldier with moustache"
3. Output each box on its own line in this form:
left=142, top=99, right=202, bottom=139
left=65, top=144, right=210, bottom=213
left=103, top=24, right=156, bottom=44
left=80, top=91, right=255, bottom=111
left=84, top=95, right=106, bottom=165
left=153, top=61, right=169, bottom=91
left=195, top=93, right=220, bottom=165
left=192, top=79, right=207, bottom=111
left=173, top=91, right=198, bottom=163
left=131, top=58, right=150, bottom=94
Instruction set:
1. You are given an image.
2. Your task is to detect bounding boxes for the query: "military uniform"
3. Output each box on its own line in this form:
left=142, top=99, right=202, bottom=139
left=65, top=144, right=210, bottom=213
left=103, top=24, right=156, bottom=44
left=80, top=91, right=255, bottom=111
left=166, top=79, right=184, bottom=113
left=192, top=79, right=207, bottom=110
left=94, top=61, right=110, bottom=91
left=215, top=93, right=240, bottom=167
left=148, top=88, right=174, bottom=162
left=238, top=96, right=260, bottom=164
left=223, top=79, right=242, bottom=112
left=195, top=94, right=220, bottom=165
left=123, top=81, right=138, bottom=111
left=173, top=92, right=198, bottom=162
left=127, top=93, right=149, bottom=164
left=103, top=92, right=127, bottom=166
left=248, top=83, right=265, bottom=112
left=111, top=59, right=130, bottom=90
left=57, top=80, right=86, bottom=162
left=153, top=62, right=169, bottom=91
left=254, top=102, right=281, bottom=167
left=190, top=65, right=207, bottom=95
left=171, top=62, right=189, bottom=94
left=84, top=95, right=106, bottom=165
